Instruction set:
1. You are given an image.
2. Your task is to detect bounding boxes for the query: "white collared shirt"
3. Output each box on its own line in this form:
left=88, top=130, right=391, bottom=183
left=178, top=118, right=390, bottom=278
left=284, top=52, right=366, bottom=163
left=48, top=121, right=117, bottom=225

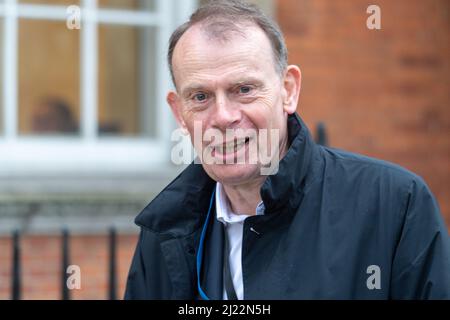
left=215, top=183, right=265, bottom=300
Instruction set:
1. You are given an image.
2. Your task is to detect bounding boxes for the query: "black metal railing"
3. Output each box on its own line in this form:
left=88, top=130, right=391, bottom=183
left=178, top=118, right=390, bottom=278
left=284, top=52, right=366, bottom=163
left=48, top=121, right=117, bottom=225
left=12, top=230, right=21, bottom=300
left=108, top=227, right=117, bottom=300
left=10, top=227, right=119, bottom=300
left=61, top=228, right=70, bottom=300
left=316, top=122, right=328, bottom=146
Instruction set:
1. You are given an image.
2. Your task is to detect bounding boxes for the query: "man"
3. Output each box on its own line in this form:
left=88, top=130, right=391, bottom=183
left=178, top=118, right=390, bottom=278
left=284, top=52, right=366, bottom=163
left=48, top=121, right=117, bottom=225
left=125, top=0, right=450, bottom=299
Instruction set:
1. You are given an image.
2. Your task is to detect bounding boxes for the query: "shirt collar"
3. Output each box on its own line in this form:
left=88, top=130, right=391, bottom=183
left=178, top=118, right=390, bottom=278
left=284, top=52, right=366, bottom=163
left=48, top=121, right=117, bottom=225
left=215, top=183, right=265, bottom=226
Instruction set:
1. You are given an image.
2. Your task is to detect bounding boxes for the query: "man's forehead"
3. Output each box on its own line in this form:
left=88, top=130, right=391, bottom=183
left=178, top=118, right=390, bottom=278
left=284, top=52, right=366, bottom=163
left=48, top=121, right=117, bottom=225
left=176, top=25, right=267, bottom=56
left=176, top=22, right=269, bottom=51
left=172, top=23, right=275, bottom=83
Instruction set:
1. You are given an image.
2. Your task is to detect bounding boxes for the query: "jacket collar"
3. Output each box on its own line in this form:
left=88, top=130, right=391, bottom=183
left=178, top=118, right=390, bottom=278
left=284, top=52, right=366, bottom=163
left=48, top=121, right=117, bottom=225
left=261, top=113, right=319, bottom=214
left=135, top=113, right=320, bottom=237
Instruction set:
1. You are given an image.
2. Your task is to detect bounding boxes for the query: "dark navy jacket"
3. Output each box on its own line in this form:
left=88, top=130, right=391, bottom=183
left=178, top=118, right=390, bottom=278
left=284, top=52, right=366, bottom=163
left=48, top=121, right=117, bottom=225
left=125, top=114, right=450, bottom=299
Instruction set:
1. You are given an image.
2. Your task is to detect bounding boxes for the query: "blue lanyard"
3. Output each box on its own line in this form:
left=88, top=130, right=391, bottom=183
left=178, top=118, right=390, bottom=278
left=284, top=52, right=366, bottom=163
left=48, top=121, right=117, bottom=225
left=196, top=187, right=216, bottom=300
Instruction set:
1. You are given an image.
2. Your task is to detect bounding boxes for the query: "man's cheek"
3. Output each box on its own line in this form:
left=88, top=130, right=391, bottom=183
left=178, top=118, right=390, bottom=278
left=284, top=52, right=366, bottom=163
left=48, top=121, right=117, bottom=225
left=243, top=104, right=274, bottom=128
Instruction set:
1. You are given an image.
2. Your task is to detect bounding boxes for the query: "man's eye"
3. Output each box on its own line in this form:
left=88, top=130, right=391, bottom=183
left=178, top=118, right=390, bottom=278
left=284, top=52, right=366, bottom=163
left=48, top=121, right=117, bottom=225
left=238, top=86, right=252, bottom=94
left=193, top=93, right=208, bottom=102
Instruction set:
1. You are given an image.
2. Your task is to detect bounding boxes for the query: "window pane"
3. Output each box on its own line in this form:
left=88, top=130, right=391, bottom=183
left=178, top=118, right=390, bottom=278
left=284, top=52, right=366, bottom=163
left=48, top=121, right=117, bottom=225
left=98, top=25, right=157, bottom=137
left=19, top=19, right=80, bottom=136
left=19, top=0, right=80, bottom=5
left=98, top=0, right=155, bottom=11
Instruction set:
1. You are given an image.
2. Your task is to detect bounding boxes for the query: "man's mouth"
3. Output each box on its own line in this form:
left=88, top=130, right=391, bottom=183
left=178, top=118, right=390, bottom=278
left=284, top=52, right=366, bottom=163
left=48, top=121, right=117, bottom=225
left=213, top=137, right=250, bottom=155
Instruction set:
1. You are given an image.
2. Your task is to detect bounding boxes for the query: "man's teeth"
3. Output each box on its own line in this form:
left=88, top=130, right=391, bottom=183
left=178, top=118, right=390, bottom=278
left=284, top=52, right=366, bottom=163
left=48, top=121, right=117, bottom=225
left=215, top=139, right=247, bottom=154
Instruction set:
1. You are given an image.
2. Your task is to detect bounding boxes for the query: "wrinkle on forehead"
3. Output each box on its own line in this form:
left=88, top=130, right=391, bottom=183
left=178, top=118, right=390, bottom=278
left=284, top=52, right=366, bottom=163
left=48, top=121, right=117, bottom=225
left=182, top=51, right=261, bottom=78
left=172, top=24, right=277, bottom=88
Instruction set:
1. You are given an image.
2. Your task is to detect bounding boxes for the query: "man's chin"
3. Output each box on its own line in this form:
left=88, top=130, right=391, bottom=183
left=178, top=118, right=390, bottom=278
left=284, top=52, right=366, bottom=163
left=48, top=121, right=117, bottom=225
left=203, top=163, right=262, bottom=185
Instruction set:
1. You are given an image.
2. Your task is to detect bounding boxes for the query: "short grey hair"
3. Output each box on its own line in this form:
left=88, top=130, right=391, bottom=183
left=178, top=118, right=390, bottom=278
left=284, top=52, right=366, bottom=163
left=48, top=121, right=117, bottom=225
left=167, top=0, right=288, bottom=87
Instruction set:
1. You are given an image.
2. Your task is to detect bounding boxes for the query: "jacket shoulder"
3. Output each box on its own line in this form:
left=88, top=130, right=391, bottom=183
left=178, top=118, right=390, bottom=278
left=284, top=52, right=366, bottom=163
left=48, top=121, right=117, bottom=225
left=320, top=146, right=427, bottom=187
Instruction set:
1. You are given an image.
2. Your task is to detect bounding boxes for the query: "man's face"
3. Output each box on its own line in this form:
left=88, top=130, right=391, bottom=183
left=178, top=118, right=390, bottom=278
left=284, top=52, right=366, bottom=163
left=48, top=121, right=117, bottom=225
left=168, top=23, right=300, bottom=186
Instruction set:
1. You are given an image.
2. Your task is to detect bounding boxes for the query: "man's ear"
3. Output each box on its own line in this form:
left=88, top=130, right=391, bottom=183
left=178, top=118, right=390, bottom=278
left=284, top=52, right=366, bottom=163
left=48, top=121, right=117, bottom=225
left=167, top=91, right=188, bottom=134
left=282, top=65, right=302, bottom=115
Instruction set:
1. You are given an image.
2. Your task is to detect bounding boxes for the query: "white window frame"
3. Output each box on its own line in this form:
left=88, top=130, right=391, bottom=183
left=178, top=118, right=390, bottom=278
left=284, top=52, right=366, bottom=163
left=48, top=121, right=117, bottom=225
left=0, top=0, right=197, bottom=176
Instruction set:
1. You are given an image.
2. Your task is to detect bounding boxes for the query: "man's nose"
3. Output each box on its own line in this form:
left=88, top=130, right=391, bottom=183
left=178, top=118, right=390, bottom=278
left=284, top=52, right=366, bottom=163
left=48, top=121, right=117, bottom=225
left=210, top=93, right=241, bottom=130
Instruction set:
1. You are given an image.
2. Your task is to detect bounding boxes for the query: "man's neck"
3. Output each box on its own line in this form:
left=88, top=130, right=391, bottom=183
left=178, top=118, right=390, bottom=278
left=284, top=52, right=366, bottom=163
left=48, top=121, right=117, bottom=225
left=222, top=178, right=265, bottom=216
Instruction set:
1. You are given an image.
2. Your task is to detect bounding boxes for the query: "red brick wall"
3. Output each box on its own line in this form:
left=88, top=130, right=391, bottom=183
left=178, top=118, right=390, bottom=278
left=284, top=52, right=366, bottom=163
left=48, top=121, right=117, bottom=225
left=0, top=234, right=138, bottom=300
left=278, top=0, right=450, bottom=229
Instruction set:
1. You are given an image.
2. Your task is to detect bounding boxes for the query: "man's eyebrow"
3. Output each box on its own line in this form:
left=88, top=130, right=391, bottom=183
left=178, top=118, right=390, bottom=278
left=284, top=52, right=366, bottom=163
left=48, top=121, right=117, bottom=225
left=180, top=77, right=264, bottom=96
left=180, top=84, right=206, bottom=97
